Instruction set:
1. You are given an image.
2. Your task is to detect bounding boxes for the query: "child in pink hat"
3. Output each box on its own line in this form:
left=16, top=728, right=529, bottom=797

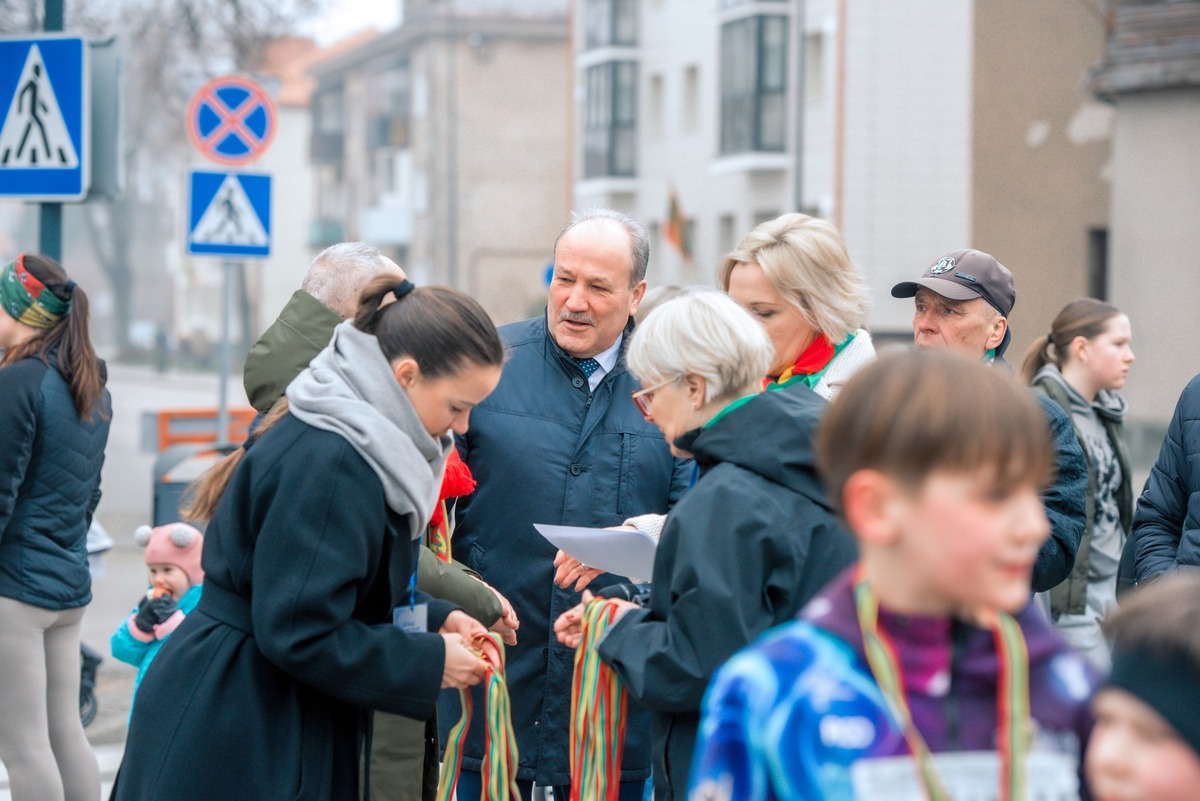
left=111, top=523, right=205, bottom=707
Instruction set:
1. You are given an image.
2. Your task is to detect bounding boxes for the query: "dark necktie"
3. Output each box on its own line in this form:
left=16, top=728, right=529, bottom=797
left=574, top=357, right=601, bottom=378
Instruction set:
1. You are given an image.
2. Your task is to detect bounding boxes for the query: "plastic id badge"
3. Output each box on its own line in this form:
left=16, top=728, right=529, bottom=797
left=393, top=604, right=429, bottom=634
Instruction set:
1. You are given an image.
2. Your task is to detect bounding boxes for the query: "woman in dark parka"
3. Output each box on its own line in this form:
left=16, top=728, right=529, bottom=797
left=109, top=279, right=504, bottom=801
left=554, top=290, right=858, bottom=800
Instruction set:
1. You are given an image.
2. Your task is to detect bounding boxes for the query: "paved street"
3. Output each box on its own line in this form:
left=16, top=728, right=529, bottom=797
left=0, top=363, right=247, bottom=800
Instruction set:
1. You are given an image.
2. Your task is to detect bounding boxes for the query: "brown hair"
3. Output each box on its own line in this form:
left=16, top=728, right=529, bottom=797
left=815, top=348, right=1054, bottom=514
left=1104, top=572, right=1200, bottom=673
left=353, top=277, right=504, bottom=377
left=1021, top=297, right=1122, bottom=383
left=2, top=254, right=105, bottom=420
left=181, top=279, right=503, bottom=523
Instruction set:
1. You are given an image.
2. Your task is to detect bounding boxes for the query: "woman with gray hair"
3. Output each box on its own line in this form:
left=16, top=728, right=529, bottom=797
left=721, top=212, right=874, bottom=398
left=553, top=290, right=857, bottom=800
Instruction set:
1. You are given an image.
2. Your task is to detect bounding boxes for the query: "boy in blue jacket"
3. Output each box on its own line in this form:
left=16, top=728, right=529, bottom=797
left=689, top=350, right=1097, bottom=800
left=111, top=523, right=205, bottom=707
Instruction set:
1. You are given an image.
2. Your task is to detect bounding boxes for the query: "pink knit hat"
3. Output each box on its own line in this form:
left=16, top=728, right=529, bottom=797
left=134, top=523, right=205, bottom=586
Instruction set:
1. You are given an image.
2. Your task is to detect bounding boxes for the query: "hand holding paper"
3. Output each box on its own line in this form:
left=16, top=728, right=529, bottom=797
left=535, top=523, right=658, bottom=581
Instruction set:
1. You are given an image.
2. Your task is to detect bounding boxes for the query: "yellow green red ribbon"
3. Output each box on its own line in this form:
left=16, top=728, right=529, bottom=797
left=569, top=599, right=629, bottom=801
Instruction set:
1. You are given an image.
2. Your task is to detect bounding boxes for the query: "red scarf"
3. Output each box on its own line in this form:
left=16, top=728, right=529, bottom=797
left=769, top=334, right=835, bottom=387
left=428, top=449, right=476, bottom=561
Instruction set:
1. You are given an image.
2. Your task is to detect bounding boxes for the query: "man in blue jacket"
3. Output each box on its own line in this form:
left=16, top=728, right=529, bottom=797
left=445, top=209, right=692, bottom=798
left=892, top=248, right=1088, bottom=591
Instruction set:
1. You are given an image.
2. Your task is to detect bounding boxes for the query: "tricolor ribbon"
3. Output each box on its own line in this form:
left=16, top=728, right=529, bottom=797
left=437, top=632, right=521, bottom=801
left=569, top=599, right=629, bottom=801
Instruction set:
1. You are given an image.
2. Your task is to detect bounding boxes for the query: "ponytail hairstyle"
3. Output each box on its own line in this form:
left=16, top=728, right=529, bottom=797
left=182, top=277, right=503, bottom=523
left=353, top=276, right=504, bottom=377
left=1, top=254, right=105, bottom=420
left=1021, top=298, right=1122, bottom=383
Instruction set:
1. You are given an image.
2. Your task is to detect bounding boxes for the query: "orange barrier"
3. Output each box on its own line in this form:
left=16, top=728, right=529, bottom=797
left=147, top=408, right=257, bottom=451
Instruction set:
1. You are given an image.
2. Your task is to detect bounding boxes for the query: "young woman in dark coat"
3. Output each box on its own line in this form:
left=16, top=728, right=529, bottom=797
left=554, top=290, right=858, bottom=800
left=0, top=254, right=110, bottom=801
left=109, top=278, right=504, bottom=801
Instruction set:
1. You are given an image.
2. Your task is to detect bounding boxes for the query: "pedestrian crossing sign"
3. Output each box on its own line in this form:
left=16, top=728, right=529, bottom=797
left=186, top=169, right=272, bottom=258
left=0, top=35, right=89, bottom=200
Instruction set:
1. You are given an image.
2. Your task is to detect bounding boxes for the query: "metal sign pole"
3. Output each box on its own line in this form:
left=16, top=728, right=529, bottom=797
left=217, top=259, right=232, bottom=444
left=39, top=0, right=65, bottom=261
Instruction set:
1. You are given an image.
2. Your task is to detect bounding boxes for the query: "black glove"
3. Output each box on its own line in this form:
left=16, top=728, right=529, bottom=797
left=134, top=595, right=179, bottom=634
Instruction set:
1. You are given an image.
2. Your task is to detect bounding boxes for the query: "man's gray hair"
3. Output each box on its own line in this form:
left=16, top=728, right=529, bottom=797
left=627, top=289, right=772, bottom=404
left=301, top=242, right=399, bottom=318
left=553, top=208, right=650, bottom=287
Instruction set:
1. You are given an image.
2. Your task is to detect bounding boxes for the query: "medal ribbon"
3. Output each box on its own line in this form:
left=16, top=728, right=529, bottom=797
left=569, top=599, right=629, bottom=801
left=436, top=632, right=521, bottom=801
left=852, top=568, right=1030, bottom=801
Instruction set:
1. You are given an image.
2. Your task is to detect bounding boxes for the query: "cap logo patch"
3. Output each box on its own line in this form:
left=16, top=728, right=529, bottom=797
left=955, top=272, right=978, bottom=283
left=929, top=257, right=955, bottom=275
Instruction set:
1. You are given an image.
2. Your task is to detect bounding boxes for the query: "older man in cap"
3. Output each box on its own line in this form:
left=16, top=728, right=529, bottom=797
left=893, top=248, right=1088, bottom=592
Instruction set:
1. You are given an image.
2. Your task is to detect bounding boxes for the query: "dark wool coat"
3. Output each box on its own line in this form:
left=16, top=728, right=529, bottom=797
left=444, top=315, right=693, bottom=787
left=596, top=385, right=858, bottom=800
left=0, top=354, right=109, bottom=609
left=110, top=415, right=454, bottom=801
left=1132, top=373, right=1200, bottom=580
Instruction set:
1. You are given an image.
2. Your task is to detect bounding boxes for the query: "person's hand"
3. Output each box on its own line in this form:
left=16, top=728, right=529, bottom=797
left=440, top=609, right=488, bottom=641
left=553, top=549, right=605, bottom=592
left=485, top=584, right=520, bottom=646
left=440, top=610, right=502, bottom=669
left=440, top=633, right=488, bottom=689
left=134, top=595, right=178, bottom=634
left=553, top=597, right=588, bottom=649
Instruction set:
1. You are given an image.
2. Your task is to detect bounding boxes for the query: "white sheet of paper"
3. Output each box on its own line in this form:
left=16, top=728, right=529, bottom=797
left=533, top=523, right=657, bottom=580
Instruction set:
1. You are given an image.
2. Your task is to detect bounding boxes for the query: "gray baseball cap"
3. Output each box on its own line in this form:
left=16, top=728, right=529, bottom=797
left=891, top=249, right=1016, bottom=317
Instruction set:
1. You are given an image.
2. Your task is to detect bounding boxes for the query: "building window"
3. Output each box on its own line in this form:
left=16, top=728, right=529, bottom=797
left=584, top=61, right=638, bottom=178
left=649, top=73, right=663, bottom=137
left=719, top=214, right=736, bottom=253
left=1088, top=228, right=1109, bottom=300
left=803, top=32, right=824, bottom=104
left=586, top=0, right=637, bottom=49
left=720, top=15, right=788, bottom=155
left=311, top=86, right=345, bottom=164
left=683, top=65, right=699, bottom=132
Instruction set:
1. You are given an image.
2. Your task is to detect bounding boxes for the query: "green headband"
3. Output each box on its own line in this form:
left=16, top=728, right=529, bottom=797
left=1, top=256, right=70, bottom=329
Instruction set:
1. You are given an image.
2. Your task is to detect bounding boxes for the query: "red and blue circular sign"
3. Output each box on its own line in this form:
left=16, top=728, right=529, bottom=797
left=186, top=75, right=276, bottom=166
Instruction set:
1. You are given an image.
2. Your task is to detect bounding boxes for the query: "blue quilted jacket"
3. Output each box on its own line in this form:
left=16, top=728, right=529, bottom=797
left=1132, top=372, right=1200, bottom=580
left=0, top=354, right=111, bottom=609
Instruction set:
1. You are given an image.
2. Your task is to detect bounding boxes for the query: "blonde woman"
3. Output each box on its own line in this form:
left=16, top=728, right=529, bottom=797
left=719, top=213, right=874, bottom=399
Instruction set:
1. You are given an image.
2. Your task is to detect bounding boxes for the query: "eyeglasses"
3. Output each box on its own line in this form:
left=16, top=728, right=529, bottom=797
left=631, top=376, right=680, bottom=419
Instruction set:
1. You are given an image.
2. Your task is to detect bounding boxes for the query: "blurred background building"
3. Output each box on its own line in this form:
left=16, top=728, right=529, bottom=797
left=307, top=0, right=569, bottom=324
left=573, top=0, right=1113, bottom=345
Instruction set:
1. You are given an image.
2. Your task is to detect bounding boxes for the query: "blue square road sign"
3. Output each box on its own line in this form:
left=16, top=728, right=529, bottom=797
left=0, top=35, right=89, bottom=201
left=186, top=169, right=272, bottom=259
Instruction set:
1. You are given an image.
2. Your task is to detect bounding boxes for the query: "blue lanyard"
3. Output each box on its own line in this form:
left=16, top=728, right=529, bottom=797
left=409, top=563, right=418, bottom=612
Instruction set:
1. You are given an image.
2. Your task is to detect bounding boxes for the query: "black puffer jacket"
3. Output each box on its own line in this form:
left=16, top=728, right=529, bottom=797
left=0, top=354, right=110, bottom=609
left=1132, top=373, right=1200, bottom=580
left=596, top=384, right=858, bottom=800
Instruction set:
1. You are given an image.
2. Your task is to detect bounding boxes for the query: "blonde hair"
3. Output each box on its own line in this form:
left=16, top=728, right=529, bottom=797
left=718, top=213, right=869, bottom=343
left=628, top=289, right=772, bottom=404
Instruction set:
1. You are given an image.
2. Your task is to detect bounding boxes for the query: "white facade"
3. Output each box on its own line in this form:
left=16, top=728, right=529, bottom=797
left=575, top=0, right=1120, bottom=356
